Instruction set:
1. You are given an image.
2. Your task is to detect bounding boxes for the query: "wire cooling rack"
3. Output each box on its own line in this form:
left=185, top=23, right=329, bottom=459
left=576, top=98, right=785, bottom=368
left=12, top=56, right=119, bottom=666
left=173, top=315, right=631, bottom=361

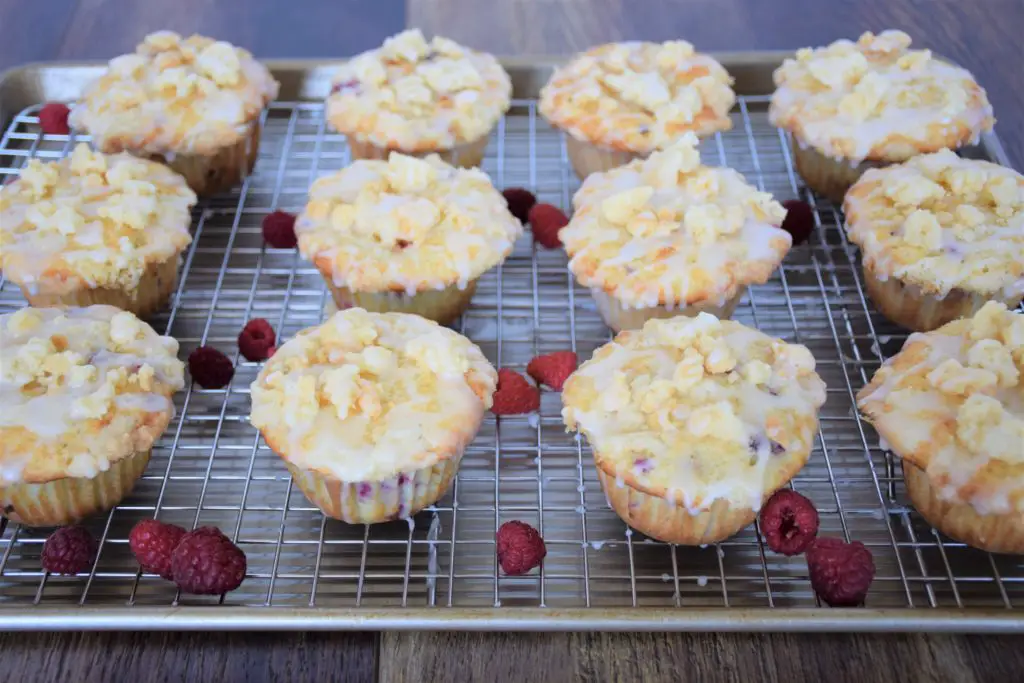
left=1, top=89, right=1023, bottom=631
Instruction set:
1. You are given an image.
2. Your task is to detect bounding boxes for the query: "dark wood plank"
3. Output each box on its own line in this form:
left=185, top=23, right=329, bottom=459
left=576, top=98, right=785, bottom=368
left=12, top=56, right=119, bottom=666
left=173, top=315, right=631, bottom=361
left=0, top=631, right=378, bottom=683
left=0, top=0, right=79, bottom=71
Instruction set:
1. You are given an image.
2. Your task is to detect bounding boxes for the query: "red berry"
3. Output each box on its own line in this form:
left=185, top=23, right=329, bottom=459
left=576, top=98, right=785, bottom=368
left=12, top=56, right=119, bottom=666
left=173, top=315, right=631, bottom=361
left=526, top=350, right=577, bottom=391
left=262, top=210, right=297, bottom=249
left=38, top=103, right=70, bottom=135
left=490, top=368, right=540, bottom=415
left=759, top=489, right=819, bottom=556
left=41, top=526, right=97, bottom=575
left=129, top=519, right=187, bottom=580
left=527, top=203, right=569, bottom=249
left=781, top=199, right=815, bottom=245
left=171, top=527, right=247, bottom=595
left=502, top=187, right=537, bottom=224
left=806, top=537, right=876, bottom=607
left=496, top=520, right=546, bottom=576
left=188, top=346, right=235, bottom=389
left=238, top=318, right=276, bottom=362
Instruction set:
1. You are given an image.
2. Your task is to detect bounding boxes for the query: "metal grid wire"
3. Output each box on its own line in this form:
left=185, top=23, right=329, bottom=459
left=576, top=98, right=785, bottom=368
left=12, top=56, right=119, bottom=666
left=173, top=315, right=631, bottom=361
left=1, top=95, right=1022, bottom=617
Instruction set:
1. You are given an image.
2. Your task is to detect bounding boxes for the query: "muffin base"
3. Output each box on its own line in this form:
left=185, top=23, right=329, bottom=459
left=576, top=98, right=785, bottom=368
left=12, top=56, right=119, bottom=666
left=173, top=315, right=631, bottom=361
left=324, top=277, right=478, bottom=326
left=862, top=267, right=1022, bottom=332
left=347, top=135, right=489, bottom=169
left=150, top=122, right=261, bottom=196
left=591, top=287, right=746, bottom=332
left=596, top=467, right=758, bottom=545
left=903, top=463, right=1024, bottom=554
left=20, top=256, right=180, bottom=319
left=565, top=136, right=643, bottom=180
left=286, top=456, right=460, bottom=524
left=792, top=142, right=886, bottom=205
left=0, top=449, right=151, bottom=527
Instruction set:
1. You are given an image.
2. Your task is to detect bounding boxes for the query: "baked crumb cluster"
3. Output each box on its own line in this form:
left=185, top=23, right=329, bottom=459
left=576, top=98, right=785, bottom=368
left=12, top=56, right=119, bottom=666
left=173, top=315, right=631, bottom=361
left=562, top=314, right=827, bottom=511
left=770, top=31, right=994, bottom=162
left=561, top=135, right=791, bottom=309
left=326, top=29, right=512, bottom=150
left=0, top=144, right=195, bottom=294
left=858, top=302, right=1024, bottom=514
left=539, top=41, right=736, bottom=153
left=0, top=306, right=184, bottom=483
left=845, top=151, right=1024, bottom=297
left=70, top=31, right=279, bottom=155
left=250, top=309, right=496, bottom=482
left=296, top=152, right=522, bottom=293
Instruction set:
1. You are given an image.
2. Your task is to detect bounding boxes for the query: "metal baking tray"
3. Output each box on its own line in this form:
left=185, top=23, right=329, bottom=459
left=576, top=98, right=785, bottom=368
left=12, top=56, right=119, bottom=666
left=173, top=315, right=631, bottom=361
left=0, top=55, right=1021, bottom=633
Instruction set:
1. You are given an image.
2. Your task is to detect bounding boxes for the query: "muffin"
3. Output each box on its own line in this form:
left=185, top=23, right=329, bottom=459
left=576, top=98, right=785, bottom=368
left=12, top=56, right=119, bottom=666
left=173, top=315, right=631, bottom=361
left=0, top=306, right=184, bottom=527
left=562, top=313, right=827, bottom=544
left=70, top=31, right=279, bottom=196
left=249, top=308, right=496, bottom=524
left=561, top=134, right=791, bottom=331
left=295, top=152, right=522, bottom=324
left=326, top=29, right=511, bottom=168
left=539, top=40, right=735, bottom=179
left=858, top=302, right=1024, bottom=553
left=770, top=30, right=994, bottom=203
left=845, top=150, right=1023, bottom=331
left=0, top=144, right=196, bottom=317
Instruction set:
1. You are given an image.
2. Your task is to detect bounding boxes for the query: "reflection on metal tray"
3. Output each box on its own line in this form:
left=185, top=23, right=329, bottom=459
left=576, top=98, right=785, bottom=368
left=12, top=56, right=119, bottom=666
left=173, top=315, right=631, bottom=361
left=0, top=57, right=1021, bottom=633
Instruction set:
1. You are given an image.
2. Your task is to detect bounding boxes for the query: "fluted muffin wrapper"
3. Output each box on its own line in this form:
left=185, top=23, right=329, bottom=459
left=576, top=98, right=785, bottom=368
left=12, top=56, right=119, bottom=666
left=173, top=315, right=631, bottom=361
left=146, top=120, right=261, bottom=196
left=286, top=455, right=461, bottom=524
left=565, top=135, right=644, bottom=180
left=903, top=463, right=1024, bottom=555
left=0, top=449, right=151, bottom=527
left=791, top=141, right=887, bottom=204
left=590, top=287, right=745, bottom=332
left=347, top=134, right=490, bottom=169
left=321, top=275, right=478, bottom=326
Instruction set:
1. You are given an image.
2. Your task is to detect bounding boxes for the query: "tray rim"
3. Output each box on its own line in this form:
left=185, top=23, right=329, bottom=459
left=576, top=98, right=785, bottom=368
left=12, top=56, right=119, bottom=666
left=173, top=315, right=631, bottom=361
left=0, top=53, right=1020, bottom=633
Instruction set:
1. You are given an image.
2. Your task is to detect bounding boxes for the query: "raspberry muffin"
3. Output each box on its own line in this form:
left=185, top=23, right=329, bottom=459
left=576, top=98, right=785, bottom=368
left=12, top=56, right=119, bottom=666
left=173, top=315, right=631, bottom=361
left=250, top=308, right=496, bottom=524
left=771, top=31, right=994, bottom=203
left=70, top=31, right=279, bottom=195
left=540, top=40, right=735, bottom=179
left=0, top=306, right=184, bottom=526
left=844, top=150, right=1024, bottom=331
left=561, top=134, right=791, bottom=331
left=327, top=29, right=511, bottom=168
left=858, top=302, right=1024, bottom=553
left=562, top=313, right=827, bottom=544
left=0, top=144, right=196, bottom=317
left=295, top=152, right=522, bottom=324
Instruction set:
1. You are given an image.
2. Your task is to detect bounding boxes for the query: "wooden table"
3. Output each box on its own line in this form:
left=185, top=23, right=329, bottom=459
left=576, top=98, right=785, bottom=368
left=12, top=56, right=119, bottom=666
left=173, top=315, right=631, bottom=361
left=1, top=1, right=1022, bottom=681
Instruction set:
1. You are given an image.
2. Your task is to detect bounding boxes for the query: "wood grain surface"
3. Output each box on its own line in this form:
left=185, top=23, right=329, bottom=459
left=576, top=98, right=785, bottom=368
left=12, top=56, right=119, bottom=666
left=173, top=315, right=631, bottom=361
left=2, top=1, right=1024, bottom=681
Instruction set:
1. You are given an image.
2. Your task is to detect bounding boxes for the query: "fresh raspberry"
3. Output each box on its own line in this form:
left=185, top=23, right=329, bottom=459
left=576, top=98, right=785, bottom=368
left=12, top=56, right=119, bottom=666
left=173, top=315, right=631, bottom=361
left=38, top=103, right=71, bottom=135
left=759, top=489, right=819, bottom=556
left=491, top=368, right=540, bottom=415
left=40, top=526, right=97, bottom=575
left=171, top=527, right=247, bottom=595
left=238, top=318, right=276, bottom=362
left=496, top=520, right=546, bottom=575
left=502, top=187, right=537, bottom=224
left=129, top=519, right=187, bottom=580
left=188, top=346, right=235, bottom=389
left=526, top=350, right=577, bottom=390
left=780, top=199, right=815, bottom=245
left=262, top=210, right=297, bottom=249
left=805, top=537, right=876, bottom=607
left=528, top=203, right=569, bottom=248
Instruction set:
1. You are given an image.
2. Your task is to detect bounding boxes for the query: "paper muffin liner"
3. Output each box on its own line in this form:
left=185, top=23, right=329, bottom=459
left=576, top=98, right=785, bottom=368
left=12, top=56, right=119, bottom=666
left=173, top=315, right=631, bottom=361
left=590, top=287, right=745, bottom=332
left=903, top=463, right=1024, bottom=554
left=565, top=135, right=644, bottom=180
left=347, top=134, right=490, bottom=169
left=0, top=449, right=151, bottom=527
left=861, top=266, right=1022, bottom=332
left=321, top=275, right=478, bottom=326
left=286, top=455, right=461, bottom=524
left=148, top=120, right=261, bottom=196
left=21, top=256, right=180, bottom=319
left=595, top=465, right=758, bottom=545
left=791, top=141, right=888, bottom=204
